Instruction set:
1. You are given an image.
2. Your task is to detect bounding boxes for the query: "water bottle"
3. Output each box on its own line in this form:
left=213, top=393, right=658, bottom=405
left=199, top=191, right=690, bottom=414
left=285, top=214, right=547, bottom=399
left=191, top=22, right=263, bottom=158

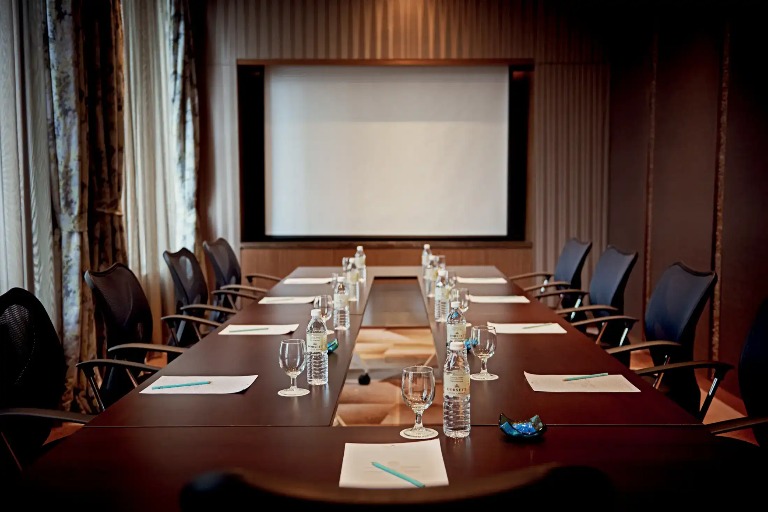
left=446, top=300, right=467, bottom=348
left=354, top=245, right=367, bottom=282
left=333, top=276, right=350, bottom=331
left=344, top=258, right=359, bottom=302
left=306, top=308, right=328, bottom=385
left=424, top=255, right=437, bottom=298
left=421, top=243, right=432, bottom=269
left=443, top=340, right=471, bottom=438
left=434, top=269, right=450, bottom=323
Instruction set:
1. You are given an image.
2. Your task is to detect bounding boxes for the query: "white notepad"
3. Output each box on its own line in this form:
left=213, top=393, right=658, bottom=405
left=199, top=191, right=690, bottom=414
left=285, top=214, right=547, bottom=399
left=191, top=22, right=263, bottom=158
left=524, top=371, right=640, bottom=393
left=455, top=276, right=508, bottom=284
left=140, top=375, right=258, bottom=394
left=219, top=324, right=299, bottom=335
left=469, top=294, right=530, bottom=304
left=283, top=277, right=333, bottom=285
left=487, top=322, right=567, bottom=334
left=339, top=439, right=449, bottom=488
left=258, top=296, right=316, bottom=304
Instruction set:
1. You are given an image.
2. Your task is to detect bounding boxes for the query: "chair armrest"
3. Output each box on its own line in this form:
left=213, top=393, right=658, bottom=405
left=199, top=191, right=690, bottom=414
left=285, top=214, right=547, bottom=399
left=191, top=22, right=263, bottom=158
left=161, top=314, right=220, bottom=329
left=522, top=281, right=570, bottom=293
left=571, top=314, right=639, bottom=331
left=507, top=271, right=552, bottom=282
left=0, top=407, right=95, bottom=424
left=212, top=289, right=265, bottom=302
left=180, top=303, right=237, bottom=316
left=245, top=272, right=282, bottom=284
left=108, top=343, right=186, bottom=357
left=76, top=359, right=161, bottom=374
left=604, top=340, right=682, bottom=356
left=556, top=304, right=618, bottom=316
left=536, top=288, right=589, bottom=300
left=220, top=284, right=269, bottom=294
left=708, top=415, right=768, bottom=436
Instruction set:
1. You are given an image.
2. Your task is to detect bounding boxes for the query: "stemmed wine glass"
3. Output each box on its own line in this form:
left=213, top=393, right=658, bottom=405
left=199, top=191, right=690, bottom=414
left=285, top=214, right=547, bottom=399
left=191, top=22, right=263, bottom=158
left=400, top=365, right=438, bottom=439
left=314, top=294, right=334, bottom=334
left=469, top=325, right=498, bottom=381
left=277, top=339, right=310, bottom=396
left=450, top=287, right=470, bottom=314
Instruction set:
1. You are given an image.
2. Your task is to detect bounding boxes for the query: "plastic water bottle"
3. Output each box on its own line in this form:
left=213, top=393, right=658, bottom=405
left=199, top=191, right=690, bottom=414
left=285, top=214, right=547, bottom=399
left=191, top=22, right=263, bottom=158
left=306, top=308, right=328, bottom=386
left=345, top=258, right=359, bottom=302
left=434, top=269, right=450, bottom=323
left=421, top=243, right=432, bottom=269
left=446, top=300, right=467, bottom=348
left=333, top=276, right=350, bottom=331
left=354, top=245, right=367, bottom=282
left=424, top=255, right=437, bottom=298
left=443, top=340, right=471, bottom=438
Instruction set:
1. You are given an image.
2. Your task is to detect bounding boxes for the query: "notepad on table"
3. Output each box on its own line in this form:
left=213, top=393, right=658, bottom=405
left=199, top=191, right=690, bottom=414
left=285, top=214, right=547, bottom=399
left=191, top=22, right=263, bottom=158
left=258, top=296, right=316, bottom=304
left=469, top=294, right=530, bottom=304
left=455, top=276, right=508, bottom=284
left=339, top=439, right=449, bottom=488
left=141, top=375, right=258, bottom=394
left=219, top=324, right=299, bottom=335
left=487, top=322, right=567, bottom=334
left=523, top=371, right=639, bottom=392
left=283, top=277, right=333, bottom=285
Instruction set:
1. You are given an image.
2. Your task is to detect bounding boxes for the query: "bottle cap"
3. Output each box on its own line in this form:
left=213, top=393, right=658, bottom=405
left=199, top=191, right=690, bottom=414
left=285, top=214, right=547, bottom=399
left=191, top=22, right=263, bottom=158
left=310, top=308, right=320, bottom=317
left=357, top=245, right=363, bottom=251
left=449, top=341, right=465, bottom=351
left=424, top=244, right=430, bottom=249
left=451, top=301, right=460, bottom=308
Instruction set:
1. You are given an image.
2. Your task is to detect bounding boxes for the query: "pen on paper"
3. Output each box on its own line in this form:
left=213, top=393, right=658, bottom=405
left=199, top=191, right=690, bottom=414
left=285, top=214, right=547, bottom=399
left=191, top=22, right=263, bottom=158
left=522, top=323, right=554, bottom=329
left=229, top=327, right=270, bottom=333
left=371, top=462, right=425, bottom=488
left=151, top=380, right=212, bottom=390
left=562, top=372, right=609, bottom=382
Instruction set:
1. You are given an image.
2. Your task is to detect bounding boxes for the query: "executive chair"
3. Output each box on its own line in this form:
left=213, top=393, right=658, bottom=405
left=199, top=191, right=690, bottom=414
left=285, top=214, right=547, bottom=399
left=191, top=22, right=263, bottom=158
left=202, top=237, right=271, bottom=310
left=163, top=247, right=239, bottom=346
left=0, top=288, right=94, bottom=477
left=588, top=262, right=717, bottom=419
left=179, top=462, right=617, bottom=511
left=548, top=245, right=638, bottom=346
left=508, top=237, right=592, bottom=309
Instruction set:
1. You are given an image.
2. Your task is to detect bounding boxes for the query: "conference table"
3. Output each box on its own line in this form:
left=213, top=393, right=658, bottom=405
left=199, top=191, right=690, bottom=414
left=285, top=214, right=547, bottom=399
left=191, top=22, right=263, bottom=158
left=15, top=265, right=761, bottom=509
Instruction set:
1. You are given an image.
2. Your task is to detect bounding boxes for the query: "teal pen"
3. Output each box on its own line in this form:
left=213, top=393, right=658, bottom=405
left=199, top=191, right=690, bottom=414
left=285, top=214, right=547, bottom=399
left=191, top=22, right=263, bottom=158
left=522, top=323, right=554, bottom=329
left=371, top=462, right=425, bottom=488
left=152, top=380, right=212, bottom=390
left=229, top=327, right=270, bottom=333
left=563, top=372, right=609, bottom=382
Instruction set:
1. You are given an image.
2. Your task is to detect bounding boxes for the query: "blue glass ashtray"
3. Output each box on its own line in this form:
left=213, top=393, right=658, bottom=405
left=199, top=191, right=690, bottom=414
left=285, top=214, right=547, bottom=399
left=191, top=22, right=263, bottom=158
left=499, top=413, right=547, bottom=440
left=327, top=338, right=339, bottom=354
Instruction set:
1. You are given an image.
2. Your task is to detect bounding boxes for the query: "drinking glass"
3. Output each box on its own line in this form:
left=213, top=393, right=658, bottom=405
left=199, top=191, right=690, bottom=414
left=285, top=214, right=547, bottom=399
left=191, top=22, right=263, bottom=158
left=314, top=294, right=334, bottom=334
left=470, top=325, right=498, bottom=381
left=446, top=270, right=458, bottom=290
left=450, top=287, right=470, bottom=314
left=434, top=254, right=447, bottom=270
left=400, top=365, right=438, bottom=439
left=277, top=339, right=310, bottom=396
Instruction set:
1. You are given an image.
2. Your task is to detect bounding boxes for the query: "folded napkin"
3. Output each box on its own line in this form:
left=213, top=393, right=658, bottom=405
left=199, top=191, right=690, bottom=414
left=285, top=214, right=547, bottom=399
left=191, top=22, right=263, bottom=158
left=524, top=372, right=639, bottom=393
left=258, top=296, right=316, bottom=304
left=487, top=322, right=566, bottom=334
left=219, top=324, right=299, bottom=335
left=141, top=375, right=258, bottom=394
left=455, top=276, right=507, bottom=284
left=469, top=294, right=530, bottom=304
left=283, top=277, right=333, bottom=285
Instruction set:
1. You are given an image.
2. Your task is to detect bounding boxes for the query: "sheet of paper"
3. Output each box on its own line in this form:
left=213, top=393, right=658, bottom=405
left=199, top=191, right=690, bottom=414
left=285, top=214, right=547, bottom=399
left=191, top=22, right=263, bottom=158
left=219, top=324, right=299, bottom=335
left=487, top=322, right=567, bottom=334
left=140, top=375, right=258, bottom=394
left=455, top=276, right=507, bottom=284
left=469, top=294, right=530, bottom=304
left=524, top=371, right=640, bottom=392
left=339, top=439, right=449, bottom=488
left=258, top=296, right=316, bottom=304
left=283, top=277, right=333, bottom=285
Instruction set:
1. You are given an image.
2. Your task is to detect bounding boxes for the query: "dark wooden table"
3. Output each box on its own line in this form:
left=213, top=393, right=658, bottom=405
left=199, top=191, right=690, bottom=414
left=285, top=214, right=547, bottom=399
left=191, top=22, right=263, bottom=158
left=16, top=265, right=756, bottom=508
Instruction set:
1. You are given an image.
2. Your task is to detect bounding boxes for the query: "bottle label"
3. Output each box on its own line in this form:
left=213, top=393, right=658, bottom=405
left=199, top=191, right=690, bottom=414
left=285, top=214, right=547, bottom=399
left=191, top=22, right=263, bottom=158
left=334, top=293, right=349, bottom=309
left=354, top=255, right=365, bottom=269
left=307, top=332, right=327, bottom=352
left=347, top=270, right=359, bottom=283
left=444, top=372, right=470, bottom=397
left=447, top=323, right=467, bottom=345
left=431, top=267, right=439, bottom=281
left=422, top=253, right=429, bottom=266
left=435, top=285, right=448, bottom=302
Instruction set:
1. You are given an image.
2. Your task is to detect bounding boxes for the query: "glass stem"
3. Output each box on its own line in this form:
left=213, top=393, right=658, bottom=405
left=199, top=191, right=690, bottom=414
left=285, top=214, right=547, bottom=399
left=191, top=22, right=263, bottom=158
left=289, top=376, right=297, bottom=390
left=413, top=412, right=424, bottom=430
left=480, top=359, right=489, bottom=374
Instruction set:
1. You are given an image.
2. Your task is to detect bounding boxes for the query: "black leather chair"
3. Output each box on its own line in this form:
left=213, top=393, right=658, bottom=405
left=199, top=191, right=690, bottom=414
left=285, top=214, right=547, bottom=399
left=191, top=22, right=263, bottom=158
left=0, top=288, right=94, bottom=477
left=179, top=462, right=617, bottom=511
left=546, top=245, right=638, bottom=347
left=508, top=237, right=592, bottom=308
left=202, top=237, right=271, bottom=310
left=598, top=262, right=717, bottom=419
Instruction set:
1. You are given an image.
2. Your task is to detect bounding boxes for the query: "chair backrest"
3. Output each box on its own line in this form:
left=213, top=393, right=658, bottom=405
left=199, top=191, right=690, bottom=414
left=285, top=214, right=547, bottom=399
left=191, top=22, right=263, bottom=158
left=0, top=288, right=65, bottom=467
left=202, top=238, right=241, bottom=290
left=179, top=462, right=616, bottom=511
left=738, top=297, right=768, bottom=447
left=644, top=261, right=717, bottom=415
left=84, top=263, right=154, bottom=352
left=587, top=245, right=639, bottom=315
left=163, top=247, right=210, bottom=312
left=552, top=238, right=593, bottom=290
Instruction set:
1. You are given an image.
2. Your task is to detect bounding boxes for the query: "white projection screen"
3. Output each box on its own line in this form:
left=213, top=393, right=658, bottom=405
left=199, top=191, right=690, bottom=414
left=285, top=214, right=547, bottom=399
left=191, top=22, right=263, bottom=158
left=264, top=66, right=509, bottom=237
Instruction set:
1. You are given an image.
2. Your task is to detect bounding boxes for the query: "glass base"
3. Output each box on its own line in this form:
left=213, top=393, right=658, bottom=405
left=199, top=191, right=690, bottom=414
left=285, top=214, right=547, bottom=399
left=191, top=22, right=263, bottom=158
left=399, top=427, right=439, bottom=440
left=278, top=387, right=310, bottom=397
left=470, top=372, right=498, bottom=381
